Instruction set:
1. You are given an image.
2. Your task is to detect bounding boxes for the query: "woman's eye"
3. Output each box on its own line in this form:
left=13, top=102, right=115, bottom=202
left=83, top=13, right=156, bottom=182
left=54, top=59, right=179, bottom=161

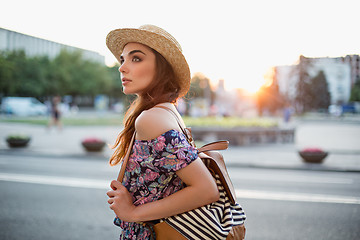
left=132, top=56, right=141, bottom=62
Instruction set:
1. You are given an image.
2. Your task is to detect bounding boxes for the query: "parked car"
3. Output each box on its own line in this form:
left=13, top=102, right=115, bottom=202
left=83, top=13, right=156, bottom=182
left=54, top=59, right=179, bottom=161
left=1, top=97, right=47, bottom=116
left=341, top=103, right=356, bottom=114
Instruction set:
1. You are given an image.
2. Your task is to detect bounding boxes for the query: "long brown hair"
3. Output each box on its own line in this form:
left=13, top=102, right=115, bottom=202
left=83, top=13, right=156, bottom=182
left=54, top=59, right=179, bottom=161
left=109, top=48, right=181, bottom=166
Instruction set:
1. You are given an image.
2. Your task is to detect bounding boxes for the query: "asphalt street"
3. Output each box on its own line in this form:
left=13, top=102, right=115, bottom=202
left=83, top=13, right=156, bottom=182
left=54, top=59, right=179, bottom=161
left=1, top=116, right=360, bottom=239
left=0, top=154, right=359, bottom=240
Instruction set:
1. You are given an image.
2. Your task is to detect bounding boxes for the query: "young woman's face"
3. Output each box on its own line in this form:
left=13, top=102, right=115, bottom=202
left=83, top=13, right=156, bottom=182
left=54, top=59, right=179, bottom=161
left=119, top=43, right=156, bottom=95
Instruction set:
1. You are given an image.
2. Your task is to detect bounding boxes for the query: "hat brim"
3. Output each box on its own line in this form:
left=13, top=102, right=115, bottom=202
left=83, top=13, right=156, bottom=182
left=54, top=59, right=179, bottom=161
left=106, top=28, right=190, bottom=97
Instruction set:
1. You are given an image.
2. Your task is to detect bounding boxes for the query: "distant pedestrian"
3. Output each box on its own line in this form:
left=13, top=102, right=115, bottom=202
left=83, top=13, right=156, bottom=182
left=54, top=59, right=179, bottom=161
left=47, top=96, right=62, bottom=131
left=283, top=103, right=293, bottom=123
left=105, top=25, right=246, bottom=239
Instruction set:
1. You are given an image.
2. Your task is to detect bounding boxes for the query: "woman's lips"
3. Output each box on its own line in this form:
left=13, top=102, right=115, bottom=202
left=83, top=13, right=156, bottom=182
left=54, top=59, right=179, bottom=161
left=122, top=78, right=131, bottom=86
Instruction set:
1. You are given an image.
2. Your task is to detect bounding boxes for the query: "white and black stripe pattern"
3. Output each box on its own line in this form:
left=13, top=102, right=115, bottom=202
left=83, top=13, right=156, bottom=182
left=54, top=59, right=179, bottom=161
left=165, top=174, right=246, bottom=240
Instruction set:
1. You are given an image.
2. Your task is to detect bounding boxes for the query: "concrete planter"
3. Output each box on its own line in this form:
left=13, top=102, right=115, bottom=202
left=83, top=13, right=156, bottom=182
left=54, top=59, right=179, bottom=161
left=299, top=151, right=328, bottom=163
left=190, top=127, right=295, bottom=146
left=6, top=137, right=31, bottom=148
left=81, top=139, right=106, bottom=152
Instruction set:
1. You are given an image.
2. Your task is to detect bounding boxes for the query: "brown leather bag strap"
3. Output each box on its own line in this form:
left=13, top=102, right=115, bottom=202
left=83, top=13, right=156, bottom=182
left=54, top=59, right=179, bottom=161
left=117, top=106, right=229, bottom=181
left=154, top=105, right=229, bottom=152
left=153, top=105, right=188, bottom=137
left=117, top=131, right=136, bottom=182
left=198, top=140, right=229, bottom=152
left=152, top=106, right=237, bottom=203
left=117, top=105, right=186, bottom=183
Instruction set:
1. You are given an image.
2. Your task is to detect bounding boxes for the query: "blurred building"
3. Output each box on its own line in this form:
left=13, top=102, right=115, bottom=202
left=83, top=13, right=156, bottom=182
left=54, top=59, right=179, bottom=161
left=0, top=27, right=104, bottom=64
left=275, top=55, right=357, bottom=105
left=212, top=79, right=256, bottom=117
left=341, top=55, right=360, bottom=86
left=214, top=79, right=234, bottom=116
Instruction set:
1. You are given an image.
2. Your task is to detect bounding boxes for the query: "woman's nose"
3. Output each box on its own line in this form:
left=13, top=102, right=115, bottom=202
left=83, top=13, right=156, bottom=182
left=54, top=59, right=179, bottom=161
left=119, top=62, right=127, bottom=73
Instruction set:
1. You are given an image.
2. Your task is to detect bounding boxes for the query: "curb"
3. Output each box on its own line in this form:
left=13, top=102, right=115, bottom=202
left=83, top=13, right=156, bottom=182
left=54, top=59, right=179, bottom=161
left=226, top=162, right=360, bottom=173
left=1, top=150, right=359, bottom=173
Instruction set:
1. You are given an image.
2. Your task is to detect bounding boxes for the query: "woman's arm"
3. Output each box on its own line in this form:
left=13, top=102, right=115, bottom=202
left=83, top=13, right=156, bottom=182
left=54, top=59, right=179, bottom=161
left=107, top=157, right=219, bottom=222
left=106, top=106, right=219, bottom=222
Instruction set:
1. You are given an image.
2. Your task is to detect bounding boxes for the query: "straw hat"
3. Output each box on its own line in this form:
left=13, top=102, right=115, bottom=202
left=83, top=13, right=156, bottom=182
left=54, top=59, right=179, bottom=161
left=106, top=25, right=191, bottom=97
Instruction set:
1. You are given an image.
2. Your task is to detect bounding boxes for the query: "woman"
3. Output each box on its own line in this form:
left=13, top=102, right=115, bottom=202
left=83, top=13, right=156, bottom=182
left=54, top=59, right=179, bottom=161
left=106, top=25, right=220, bottom=239
left=47, top=95, right=62, bottom=131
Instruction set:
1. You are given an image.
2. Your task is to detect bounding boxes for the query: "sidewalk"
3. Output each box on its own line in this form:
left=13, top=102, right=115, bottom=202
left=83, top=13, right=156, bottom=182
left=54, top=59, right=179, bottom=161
left=0, top=121, right=359, bottom=172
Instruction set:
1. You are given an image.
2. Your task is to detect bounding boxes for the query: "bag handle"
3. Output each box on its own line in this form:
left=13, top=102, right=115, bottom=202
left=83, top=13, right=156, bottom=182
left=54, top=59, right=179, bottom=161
left=198, top=140, right=229, bottom=152
left=116, top=105, right=183, bottom=183
left=153, top=105, right=188, bottom=137
left=117, top=132, right=136, bottom=182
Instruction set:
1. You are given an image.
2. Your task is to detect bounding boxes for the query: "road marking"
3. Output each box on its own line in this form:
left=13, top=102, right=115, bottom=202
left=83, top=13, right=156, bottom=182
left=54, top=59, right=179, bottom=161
left=1, top=173, right=359, bottom=205
left=0, top=172, right=109, bottom=190
left=229, top=174, right=354, bottom=184
left=236, top=189, right=360, bottom=205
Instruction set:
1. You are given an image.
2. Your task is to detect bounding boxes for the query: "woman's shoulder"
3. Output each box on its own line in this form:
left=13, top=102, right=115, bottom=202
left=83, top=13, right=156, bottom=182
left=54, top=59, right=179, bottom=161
left=135, top=105, right=180, bottom=140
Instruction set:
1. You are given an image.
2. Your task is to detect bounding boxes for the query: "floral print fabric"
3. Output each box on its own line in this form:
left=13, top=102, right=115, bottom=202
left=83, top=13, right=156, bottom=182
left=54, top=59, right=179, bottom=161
left=114, top=129, right=198, bottom=240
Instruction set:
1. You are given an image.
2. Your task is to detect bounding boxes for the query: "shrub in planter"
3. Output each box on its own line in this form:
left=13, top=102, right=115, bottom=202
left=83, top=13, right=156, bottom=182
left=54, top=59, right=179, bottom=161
left=81, top=138, right=106, bottom=152
left=6, top=135, right=31, bottom=148
left=298, top=147, right=328, bottom=163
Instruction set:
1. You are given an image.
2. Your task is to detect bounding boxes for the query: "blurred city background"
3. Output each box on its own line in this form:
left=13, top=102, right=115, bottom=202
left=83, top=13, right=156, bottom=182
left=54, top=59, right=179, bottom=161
left=1, top=0, right=360, bottom=240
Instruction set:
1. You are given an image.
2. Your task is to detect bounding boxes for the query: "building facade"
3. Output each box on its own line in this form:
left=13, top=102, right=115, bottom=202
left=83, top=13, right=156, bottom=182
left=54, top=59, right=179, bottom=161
left=341, top=55, right=360, bottom=86
left=275, top=55, right=357, bottom=105
left=0, top=28, right=104, bottom=64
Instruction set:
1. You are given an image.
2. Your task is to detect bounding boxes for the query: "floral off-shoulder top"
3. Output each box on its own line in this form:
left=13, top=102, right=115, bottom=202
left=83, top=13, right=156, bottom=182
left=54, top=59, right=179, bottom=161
left=114, top=129, right=198, bottom=240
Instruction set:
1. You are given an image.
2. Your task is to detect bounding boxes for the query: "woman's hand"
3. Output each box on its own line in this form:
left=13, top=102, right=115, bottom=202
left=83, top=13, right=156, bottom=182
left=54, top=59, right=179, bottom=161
left=107, top=180, right=137, bottom=222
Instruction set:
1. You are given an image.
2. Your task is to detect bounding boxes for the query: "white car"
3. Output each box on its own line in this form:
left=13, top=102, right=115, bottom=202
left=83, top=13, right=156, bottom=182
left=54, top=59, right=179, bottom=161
left=1, top=97, right=48, bottom=116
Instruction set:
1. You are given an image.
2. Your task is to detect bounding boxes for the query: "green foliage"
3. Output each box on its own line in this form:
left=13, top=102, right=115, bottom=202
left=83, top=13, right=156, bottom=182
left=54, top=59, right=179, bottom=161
left=107, top=64, right=126, bottom=99
left=0, top=50, right=25, bottom=96
left=310, top=70, right=331, bottom=109
left=256, top=83, right=285, bottom=116
left=350, top=77, right=360, bottom=102
left=294, top=57, right=331, bottom=112
left=6, top=134, right=31, bottom=140
left=299, top=70, right=331, bottom=111
left=0, top=115, right=277, bottom=128
left=0, top=49, right=121, bottom=99
left=295, top=55, right=312, bottom=113
left=186, top=73, right=214, bottom=100
left=183, top=116, right=278, bottom=128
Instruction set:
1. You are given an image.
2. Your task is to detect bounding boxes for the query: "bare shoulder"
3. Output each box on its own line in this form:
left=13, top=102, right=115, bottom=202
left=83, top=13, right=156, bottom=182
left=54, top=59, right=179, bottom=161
left=135, top=105, right=180, bottom=140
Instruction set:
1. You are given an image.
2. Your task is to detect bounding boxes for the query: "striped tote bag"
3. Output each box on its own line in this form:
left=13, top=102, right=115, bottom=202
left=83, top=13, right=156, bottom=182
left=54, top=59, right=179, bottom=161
left=163, top=148, right=247, bottom=240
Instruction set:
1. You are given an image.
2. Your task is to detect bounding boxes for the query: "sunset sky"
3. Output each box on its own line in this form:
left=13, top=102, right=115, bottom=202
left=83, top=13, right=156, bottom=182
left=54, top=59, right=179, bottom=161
left=1, top=0, right=359, bottom=93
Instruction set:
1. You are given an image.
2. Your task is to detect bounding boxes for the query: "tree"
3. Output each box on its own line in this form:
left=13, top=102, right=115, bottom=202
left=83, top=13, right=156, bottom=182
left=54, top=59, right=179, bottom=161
left=0, top=49, right=124, bottom=104
left=0, top=50, right=50, bottom=98
left=309, top=70, right=331, bottom=110
left=17, top=56, right=50, bottom=98
left=0, top=51, right=25, bottom=96
left=51, top=50, right=86, bottom=96
left=50, top=50, right=114, bottom=97
left=187, top=72, right=213, bottom=100
left=0, top=51, right=16, bottom=96
left=80, top=59, right=113, bottom=96
left=107, top=64, right=126, bottom=98
left=256, top=80, right=285, bottom=116
left=350, top=77, right=360, bottom=102
left=294, top=55, right=312, bottom=113
left=256, top=67, right=286, bottom=116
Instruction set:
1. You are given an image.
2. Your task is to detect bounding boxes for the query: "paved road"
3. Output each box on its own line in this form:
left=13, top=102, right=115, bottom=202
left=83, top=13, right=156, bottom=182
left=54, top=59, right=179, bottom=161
left=1, top=154, right=359, bottom=240
left=1, top=116, right=360, bottom=239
